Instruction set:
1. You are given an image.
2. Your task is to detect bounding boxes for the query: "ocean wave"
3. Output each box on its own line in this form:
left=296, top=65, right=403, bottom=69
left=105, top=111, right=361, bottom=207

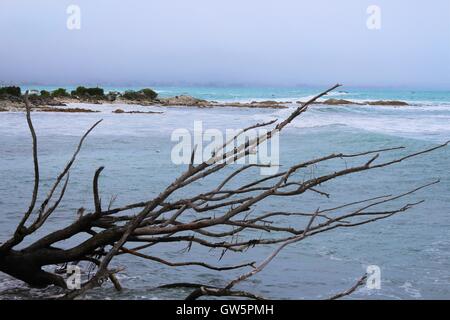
left=255, top=104, right=450, bottom=142
left=2, top=101, right=450, bottom=142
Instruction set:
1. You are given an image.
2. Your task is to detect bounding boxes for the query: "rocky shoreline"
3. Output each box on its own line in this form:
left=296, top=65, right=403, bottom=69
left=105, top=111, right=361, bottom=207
left=296, top=98, right=409, bottom=106
left=0, top=86, right=410, bottom=113
left=0, top=93, right=290, bottom=112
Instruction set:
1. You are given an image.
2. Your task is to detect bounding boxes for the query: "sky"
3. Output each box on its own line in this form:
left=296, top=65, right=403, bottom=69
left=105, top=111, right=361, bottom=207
left=1, top=0, right=450, bottom=88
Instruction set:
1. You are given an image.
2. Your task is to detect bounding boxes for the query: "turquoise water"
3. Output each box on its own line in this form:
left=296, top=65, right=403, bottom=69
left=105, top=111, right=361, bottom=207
left=20, top=85, right=450, bottom=105
left=0, top=89, right=449, bottom=299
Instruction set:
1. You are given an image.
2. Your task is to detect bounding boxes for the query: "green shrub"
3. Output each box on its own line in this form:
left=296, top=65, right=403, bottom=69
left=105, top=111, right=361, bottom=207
left=140, top=88, right=158, bottom=100
left=89, top=87, right=104, bottom=97
left=122, top=88, right=158, bottom=100
left=71, top=86, right=105, bottom=97
left=40, top=90, right=51, bottom=97
left=51, top=88, right=69, bottom=97
left=0, top=86, right=21, bottom=97
left=122, top=90, right=140, bottom=100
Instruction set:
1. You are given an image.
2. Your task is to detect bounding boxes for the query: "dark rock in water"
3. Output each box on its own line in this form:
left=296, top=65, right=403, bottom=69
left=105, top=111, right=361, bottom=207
left=113, top=108, right=163, bottom=114
left=296, top=98, right=409, bottom=107
left=322, top=98, right=358, bottom=105
left=47, top=101, right=67, bottom=107
left=38, top=107, right=99, bottom=113
left=366, top=100, right=409, bottom=106
left=160, top=95, right=210, bottom=107
left=248, top=100, right=287, bottom=108
left=213, top=100, right=287, bottom=109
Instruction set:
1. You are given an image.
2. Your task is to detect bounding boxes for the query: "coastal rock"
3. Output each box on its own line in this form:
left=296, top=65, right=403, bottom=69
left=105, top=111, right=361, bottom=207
left=296, top=98, right=409, bottom=107
left=0, top=94, right=66, bottom=107
left=113, top=108, right=163, bottom=114
left=321, top=98, right=359, bottom=105
left=160, top=95, right=211, bottom=107
left=38, top=107, right=99, bottom=113
left=213, top=100, right=288, bottom=109
left=366, top=100, right=409, bottom=106
left=29, top=95, right=66, bottom=106
left=249, top=100, right=288, bottom=108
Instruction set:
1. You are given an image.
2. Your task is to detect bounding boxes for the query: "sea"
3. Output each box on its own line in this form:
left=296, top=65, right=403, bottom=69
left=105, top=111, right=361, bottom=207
left=0, top=86, right=449, bottom=299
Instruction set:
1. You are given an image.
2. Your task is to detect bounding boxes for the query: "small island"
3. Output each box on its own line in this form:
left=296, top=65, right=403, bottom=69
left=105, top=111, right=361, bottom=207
left=0, top=86, right=410, bottom=113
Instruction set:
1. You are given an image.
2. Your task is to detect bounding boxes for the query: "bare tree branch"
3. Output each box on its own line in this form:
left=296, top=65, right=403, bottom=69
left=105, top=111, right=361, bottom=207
left=327, top=274, right=368, bottom=300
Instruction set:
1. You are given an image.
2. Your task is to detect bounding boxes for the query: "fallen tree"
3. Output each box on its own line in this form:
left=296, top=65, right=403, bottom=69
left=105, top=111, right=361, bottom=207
left=0, top=84, right=447, bottom=300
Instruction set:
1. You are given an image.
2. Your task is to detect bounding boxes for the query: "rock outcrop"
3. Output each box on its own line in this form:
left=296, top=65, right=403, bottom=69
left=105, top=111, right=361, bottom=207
left=296, top=98, right=409, bottom=106
left=213, top=100, right=288, bottom=109
left=366, top=100, right=409, bottom=106
left=322, top=98, right=359, bottom=105
left=159, top=95, right=211, bottom=107
left=38, top=107, right=99, bottom=113
left=112, top=108, right=163, bottom=114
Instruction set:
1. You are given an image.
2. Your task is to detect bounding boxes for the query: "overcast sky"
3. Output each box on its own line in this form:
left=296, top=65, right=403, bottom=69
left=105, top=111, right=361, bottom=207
left=1, top=0, right=449, bottom=88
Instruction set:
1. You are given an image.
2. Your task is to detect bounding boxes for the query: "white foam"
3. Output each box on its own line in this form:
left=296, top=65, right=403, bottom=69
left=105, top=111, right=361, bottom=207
left=1, top=102, right=449, bottom=142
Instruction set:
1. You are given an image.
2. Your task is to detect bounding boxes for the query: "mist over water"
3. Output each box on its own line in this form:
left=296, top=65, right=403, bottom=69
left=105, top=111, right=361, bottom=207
left=1, top=0, right=450, bottom=88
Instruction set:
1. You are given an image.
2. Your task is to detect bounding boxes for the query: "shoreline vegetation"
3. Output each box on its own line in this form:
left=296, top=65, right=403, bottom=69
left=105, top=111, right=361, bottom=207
left=0, top=86, right=409, bottom=113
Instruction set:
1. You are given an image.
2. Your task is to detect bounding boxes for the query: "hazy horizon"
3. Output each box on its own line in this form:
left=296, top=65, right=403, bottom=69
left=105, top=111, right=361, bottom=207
left=5, top=83, right=450, bottom=92
left=1, top=0, right=450, bottom=89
